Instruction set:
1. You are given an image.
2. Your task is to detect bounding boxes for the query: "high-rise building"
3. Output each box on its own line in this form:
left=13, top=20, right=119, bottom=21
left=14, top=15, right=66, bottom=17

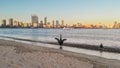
left=1, top=19, right=6, bottom=27
left=31, top=15, right=38, bottom=23
left=52, top=20, right=55, bottom=28
left=61, top=20, right=64, bottom=27
left=9, top=18, right=13, bottom=27
left=44, top=17, right=47, bottom=25
left=40, top=21, right=43, bottom=28
left=14, top=20, right=18, bottom=27
left=56, top=20, right=59, bottom=28
left=46, top=22, right=51, bottom=28
left=31, top=15, right=38, bottom=27
left=113, top=21, right=118, bottom=28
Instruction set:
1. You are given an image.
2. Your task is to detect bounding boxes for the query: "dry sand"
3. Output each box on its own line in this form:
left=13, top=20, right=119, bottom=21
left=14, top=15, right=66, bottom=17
left=0, top=39, right=120, bottom=68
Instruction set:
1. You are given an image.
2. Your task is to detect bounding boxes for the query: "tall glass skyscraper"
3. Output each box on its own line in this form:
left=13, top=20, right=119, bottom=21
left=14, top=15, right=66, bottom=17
left=9, top=18, right=13, bottom=27
left=44, top=17, right=47, bottom=25
left=31, top=15, right=38, bottom=24
left=1, top=19, right=6, bottom=27
left=31, top=15, right=38, bottom=27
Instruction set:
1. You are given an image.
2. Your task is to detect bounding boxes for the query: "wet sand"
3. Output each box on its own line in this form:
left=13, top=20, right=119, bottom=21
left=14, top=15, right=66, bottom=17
left=0, top=39, right=120, bottom=68
left=0, top=35, right=120, bottom=53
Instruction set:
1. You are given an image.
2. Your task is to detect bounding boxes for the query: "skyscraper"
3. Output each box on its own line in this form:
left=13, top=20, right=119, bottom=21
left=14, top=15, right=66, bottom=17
left=14, top=20, right=18, bottom=27
left=56, top=20, right=59, bottom=28
left=113, top=21, right=118, bottom=29
left=40, top=21, right=43, bottom=28
left=61, top=20, right=64, bottom=27
left=9, top=18, right=13, bottom=27
left=31, top=15, right=38, bottom=23
left=1, top=19, right=6, bottom=27
left=31, top=15, right=38, bottom=27
left=52, top=20, right=55, bottom=28
left=44, top=17, right=47, bottom=25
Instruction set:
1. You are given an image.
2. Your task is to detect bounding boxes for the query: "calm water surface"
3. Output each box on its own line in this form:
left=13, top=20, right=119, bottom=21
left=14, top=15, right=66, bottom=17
left=0, top=28, right=120, bottom=47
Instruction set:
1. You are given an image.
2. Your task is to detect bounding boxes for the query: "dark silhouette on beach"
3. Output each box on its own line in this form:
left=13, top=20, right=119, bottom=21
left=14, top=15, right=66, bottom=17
left=100, top=43, right=103, bottom=52
left=100, top=43, right=103, bottom=48
left=55, top=34, right=67, bottom=49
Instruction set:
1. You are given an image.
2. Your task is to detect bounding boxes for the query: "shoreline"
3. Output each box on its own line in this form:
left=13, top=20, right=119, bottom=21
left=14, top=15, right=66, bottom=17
left=0, top=39, right=120, bottom=68
left=0, top=35, right=120, bottom=53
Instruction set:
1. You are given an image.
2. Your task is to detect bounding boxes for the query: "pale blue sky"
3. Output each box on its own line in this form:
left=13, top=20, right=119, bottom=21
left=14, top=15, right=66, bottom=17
left=0, top=0, right=120, bottom=24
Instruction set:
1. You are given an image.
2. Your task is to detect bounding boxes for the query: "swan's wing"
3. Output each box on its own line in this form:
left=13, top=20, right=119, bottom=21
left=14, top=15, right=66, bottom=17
left=55, top=38, right=59, bottom=41
left=63, top=39, right=67, bottom=41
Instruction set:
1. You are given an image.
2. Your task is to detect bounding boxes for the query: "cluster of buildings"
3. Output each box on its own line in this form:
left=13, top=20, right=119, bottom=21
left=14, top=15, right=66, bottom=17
left=112, top=21, right=120, bottom=29
left=0, top=15, right=120, bottom=29
left=31, top=15, right=65, bottom=28
left=71, top=23, right=108, bottom=29
left=0, top=15, right=65, bottom=28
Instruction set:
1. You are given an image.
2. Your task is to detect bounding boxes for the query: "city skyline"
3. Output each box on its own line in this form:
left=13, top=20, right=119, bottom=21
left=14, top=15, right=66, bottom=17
left=1, top=0, right=120, bottom=25
left=1, top=16, right=120, bottom=29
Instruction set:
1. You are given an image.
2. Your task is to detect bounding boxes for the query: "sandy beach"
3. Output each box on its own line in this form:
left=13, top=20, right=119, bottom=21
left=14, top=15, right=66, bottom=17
left=0, top=39, right=120, bottom=68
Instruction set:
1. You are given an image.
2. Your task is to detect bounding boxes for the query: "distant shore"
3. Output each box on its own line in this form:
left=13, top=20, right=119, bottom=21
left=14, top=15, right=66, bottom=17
left=0, top=27, right=118, bottom=29
left=0, top=39, right=120, bottom=68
